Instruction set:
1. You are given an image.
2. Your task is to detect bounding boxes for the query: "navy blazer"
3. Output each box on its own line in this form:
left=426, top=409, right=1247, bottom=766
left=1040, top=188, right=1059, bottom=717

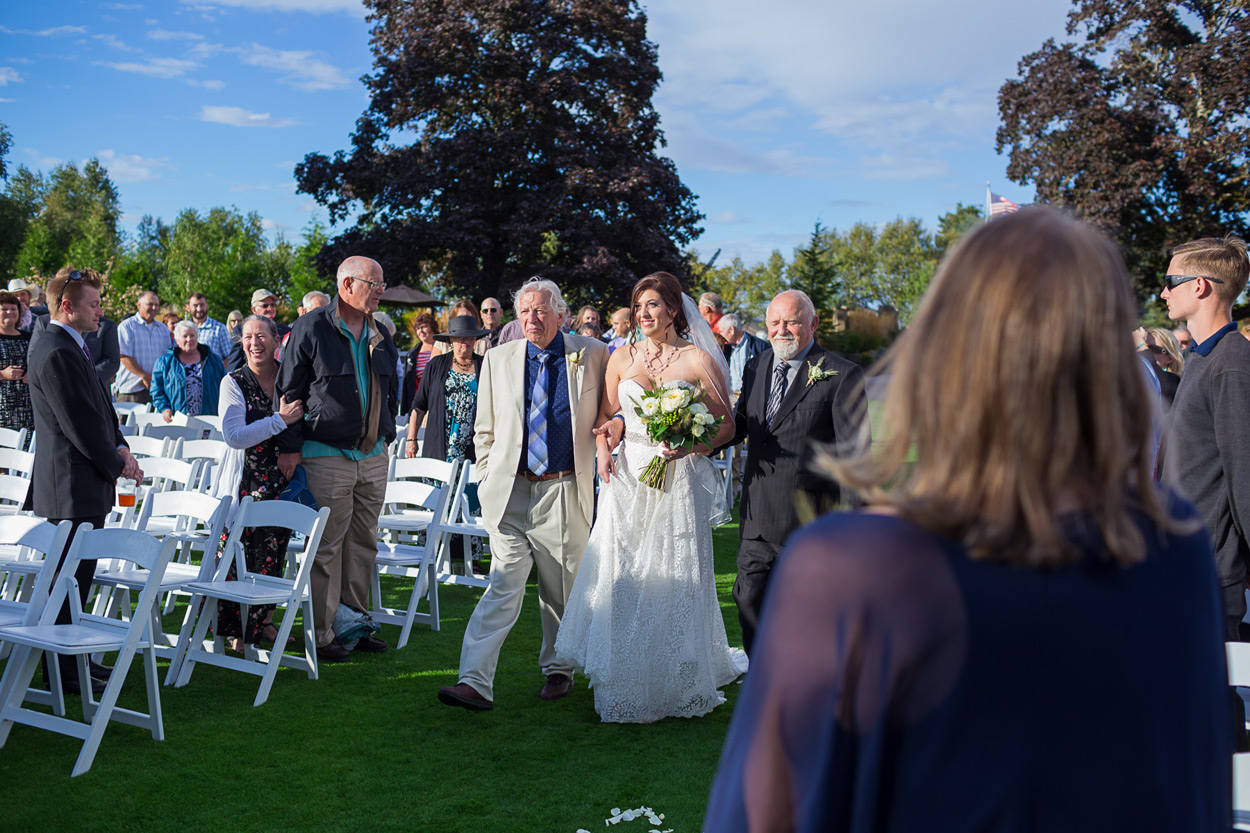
left=27, top=323, right=127, bottom=518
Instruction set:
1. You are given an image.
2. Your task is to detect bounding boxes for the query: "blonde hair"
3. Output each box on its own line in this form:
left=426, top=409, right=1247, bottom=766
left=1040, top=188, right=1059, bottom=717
left=1148, top=327, right=1184, bottom=375
left=1170, top=233, right=1249, bottom=307
left=820, top=208, right=1172, bottom=567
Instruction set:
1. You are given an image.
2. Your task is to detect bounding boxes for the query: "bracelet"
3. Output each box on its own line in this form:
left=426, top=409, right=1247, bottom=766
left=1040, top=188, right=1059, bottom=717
left=405, top=438, right=417, bottom=443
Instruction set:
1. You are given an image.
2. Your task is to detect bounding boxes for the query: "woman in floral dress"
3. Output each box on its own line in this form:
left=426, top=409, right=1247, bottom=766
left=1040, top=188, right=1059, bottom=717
left=0, top=291, right=33, bottom=436
left=210, top=315, right=304, bottom=651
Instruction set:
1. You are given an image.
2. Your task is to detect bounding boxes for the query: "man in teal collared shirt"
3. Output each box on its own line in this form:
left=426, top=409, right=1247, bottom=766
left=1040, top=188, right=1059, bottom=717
left=276, top=255, right=399, bottom=663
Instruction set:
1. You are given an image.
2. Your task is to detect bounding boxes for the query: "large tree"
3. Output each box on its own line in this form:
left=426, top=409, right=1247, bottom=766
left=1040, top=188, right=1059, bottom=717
left=997, top=0, right=1250, bottom=293
left=295, top=0, right=703, bottom=309
left=13, top=159, right=121, bottom=280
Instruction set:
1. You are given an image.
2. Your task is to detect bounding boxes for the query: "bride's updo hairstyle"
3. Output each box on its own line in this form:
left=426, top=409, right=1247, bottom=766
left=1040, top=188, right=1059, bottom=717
left=629, top=271, right=689, bottom=342
left=818, top=207, right=1179, bottom=568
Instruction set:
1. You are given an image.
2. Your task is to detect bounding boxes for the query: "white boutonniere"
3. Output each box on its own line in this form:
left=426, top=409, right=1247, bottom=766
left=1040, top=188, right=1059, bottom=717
left=806, top=356, right=838, bottom=386
left=568, top=348, right=585, bottom=370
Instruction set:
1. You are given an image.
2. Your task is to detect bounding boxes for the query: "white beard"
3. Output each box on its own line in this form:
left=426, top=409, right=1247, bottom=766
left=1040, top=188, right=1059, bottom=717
left=771, top=336, right=800, bottom=362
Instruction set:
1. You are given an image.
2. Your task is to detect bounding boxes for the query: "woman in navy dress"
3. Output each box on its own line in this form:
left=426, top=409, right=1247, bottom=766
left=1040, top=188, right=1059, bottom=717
left=705, top=208, right=1231, bottom=832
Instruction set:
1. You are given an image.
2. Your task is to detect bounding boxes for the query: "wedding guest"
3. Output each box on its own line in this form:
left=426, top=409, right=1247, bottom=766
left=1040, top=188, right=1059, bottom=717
left=572, top=305, right=599, bottom=333
left=1173, top=324, right=1193, bottom=350
left=0, top=291, right=33, bottom=435
left=480, top=297, right=504, bottom=349
left=161, top=308, right=181, bottom=337
left=150, top=320, right=226, bottom=422
left=706, top=208, right=1230, bottom=832
left=1145, top=327, right=1184, bottom=411
left=211, top=314, right=304, bottom=652
left=116, top=291, right=173, bottom=405
left=227, top=310, right=244, bottom=342
left=401, top=312, right=447, bottom=414
left=606, top=307, right=632, bottom=353
left=698, top=292, right=724, bottom=330
left=576, top=322, right=601, bottom=339
left=448, top=298, right=492, bottom=356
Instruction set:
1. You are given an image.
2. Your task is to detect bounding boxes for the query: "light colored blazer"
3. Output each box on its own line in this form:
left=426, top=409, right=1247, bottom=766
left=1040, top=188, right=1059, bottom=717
left=473, top=332, right=608, bottom=531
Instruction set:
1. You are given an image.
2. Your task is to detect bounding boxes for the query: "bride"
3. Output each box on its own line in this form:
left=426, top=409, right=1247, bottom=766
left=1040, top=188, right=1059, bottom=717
left=555, top=271, right=748, bottom=723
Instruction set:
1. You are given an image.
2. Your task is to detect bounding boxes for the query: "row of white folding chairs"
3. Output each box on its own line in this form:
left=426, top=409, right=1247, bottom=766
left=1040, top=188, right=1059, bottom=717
left=0, top=427, right=30, bottom=453
left=1227, top=641, right=1250, bottom=830
left=0, top=517, right=179, bottom=776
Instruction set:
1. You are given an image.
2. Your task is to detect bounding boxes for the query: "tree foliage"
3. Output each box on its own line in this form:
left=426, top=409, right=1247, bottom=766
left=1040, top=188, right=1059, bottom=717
left=997, top=0, right=1250, bottom=291
left=935, top=202, right=983, bottom=256
left=295, top=0, right=703, bottom=310
left=13, top=159, right=122, bottom=281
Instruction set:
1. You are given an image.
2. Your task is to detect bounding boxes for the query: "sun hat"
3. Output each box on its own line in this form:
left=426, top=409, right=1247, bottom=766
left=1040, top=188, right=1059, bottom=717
left=433, top=314, right=490, bottom=341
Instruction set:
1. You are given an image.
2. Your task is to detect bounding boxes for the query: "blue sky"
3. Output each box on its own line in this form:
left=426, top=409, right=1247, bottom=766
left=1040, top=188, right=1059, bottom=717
left=0, top=0, right=1074, bottom=267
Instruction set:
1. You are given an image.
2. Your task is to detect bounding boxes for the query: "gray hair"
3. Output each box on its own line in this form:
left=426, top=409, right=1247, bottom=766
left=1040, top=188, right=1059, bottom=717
left=698, top=292, right=723, bottom=314
left=771, top=289, right=816, bottom=320
left=302, top=290, right=330, bottom=309
left=242, top=313, right=278, bottom=339
left=512, top=276, right=568, bottom=320
left=173, top=319, right=199, bottom=341
left=717, top=313, right=741, bottom=333
left=373, top=310, right=397, bottom=337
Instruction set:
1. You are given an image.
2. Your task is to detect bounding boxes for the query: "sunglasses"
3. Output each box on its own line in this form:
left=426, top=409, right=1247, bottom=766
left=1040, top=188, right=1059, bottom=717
left=1164, top=273, right=1224, bottom=290
left=68, top=270, right=83, bottom=281
left=1146, top=344, right=1167, bottom=355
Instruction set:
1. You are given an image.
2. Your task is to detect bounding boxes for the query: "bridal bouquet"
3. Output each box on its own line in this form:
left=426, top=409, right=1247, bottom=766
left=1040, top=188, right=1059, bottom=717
left=634, top=380, right=724, bottom=490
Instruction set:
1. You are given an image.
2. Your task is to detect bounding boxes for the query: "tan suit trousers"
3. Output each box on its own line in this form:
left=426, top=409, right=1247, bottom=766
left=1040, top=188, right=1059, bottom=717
left=458, top=473, right=589, bottom=701
left=303, top=452, right=389, bottom=647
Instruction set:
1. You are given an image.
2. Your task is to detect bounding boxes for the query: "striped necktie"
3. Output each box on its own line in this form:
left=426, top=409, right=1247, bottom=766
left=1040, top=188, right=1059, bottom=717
left=527, top=352, right=550, bottom=475
left=766, top=361, right=788, bottom=425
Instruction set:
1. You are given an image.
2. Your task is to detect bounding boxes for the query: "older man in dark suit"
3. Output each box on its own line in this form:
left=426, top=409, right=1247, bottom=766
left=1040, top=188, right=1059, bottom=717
left=726, top=289, right=868, bottom=656
left=27, top=267, right=143, bottom=694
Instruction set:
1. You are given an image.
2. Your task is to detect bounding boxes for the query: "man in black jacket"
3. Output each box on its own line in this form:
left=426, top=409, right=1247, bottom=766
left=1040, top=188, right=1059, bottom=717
left=725, top=290, right=868, bottom=656
left=28, top=267, right=143, bottom=693
left=276, top=256, right=398, bottom=663
left=29, top=313, right=121, bottom=388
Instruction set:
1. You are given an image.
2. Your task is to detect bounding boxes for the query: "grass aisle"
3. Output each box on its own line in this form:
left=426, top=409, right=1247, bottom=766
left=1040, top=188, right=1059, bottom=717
left=0, top=517, right=746, bottom=832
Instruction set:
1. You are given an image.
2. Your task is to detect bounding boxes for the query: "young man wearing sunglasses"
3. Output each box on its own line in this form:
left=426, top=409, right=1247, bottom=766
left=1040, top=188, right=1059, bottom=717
left=1160, top=233, right=1250, bottom=748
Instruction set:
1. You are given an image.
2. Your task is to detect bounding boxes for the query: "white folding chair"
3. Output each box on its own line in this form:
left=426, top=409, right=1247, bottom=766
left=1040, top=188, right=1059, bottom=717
left=0, top=427, right=27, bottom=451
left=434, top=460, right=491, bottom=588
left=709, top=442, right=737, bottom=506
left=188, top=415, right=224, bottom=440
left=0, top=517, right=73, bottom=715
left=174, top=438, right=228, bottom=491
left=141, top=424, right=203, bottom=444
left=138, top=457, right=202, bottom=493
left=0, top=527, right=178, bottom=777
left=1230, top=642, right=1250, bottom=830
left=133, top=410, right=186, bottom=429
left=0, top=473, right=30, bottom=516
left=91, top=492, right=230, bottom=684
left=174, top=498, right=331, bottom=707
left=112, top=401, right=150, bottom=425
left=0, top=447, right=33, bottom=480
left=371, top=481, right=450, bottom=647
left=125, top=435, right=170, bottom=461
left=379, top=457, right=458, bottom=544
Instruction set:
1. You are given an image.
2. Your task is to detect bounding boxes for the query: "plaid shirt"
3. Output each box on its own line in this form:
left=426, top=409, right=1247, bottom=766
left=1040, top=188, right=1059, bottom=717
left=116, top=314, right=173, bottom=393
left=195, top=316, right=231, bottom=363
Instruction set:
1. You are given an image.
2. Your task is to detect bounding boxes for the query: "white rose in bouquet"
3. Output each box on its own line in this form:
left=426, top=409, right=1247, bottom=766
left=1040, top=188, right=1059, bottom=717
left=640, top=398, right=661, bottom=417
left=660, top=389, right=686, bottom=413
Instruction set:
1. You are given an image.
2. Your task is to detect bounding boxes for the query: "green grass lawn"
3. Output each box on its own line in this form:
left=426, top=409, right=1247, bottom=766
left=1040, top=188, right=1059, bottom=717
left=0, top=518, right=746, bottom=833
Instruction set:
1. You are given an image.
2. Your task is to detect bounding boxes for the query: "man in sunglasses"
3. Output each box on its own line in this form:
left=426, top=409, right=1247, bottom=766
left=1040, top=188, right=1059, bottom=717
left=1159, top=233, right=1250, bottom=750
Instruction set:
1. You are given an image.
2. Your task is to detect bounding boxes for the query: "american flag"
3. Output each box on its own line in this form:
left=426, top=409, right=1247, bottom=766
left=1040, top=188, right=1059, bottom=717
left=989, top=192, right=1020, bottom=216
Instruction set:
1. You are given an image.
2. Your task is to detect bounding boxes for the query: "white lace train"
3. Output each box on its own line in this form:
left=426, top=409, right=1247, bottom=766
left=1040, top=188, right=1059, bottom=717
left=555, top=379, right=748, bottom=724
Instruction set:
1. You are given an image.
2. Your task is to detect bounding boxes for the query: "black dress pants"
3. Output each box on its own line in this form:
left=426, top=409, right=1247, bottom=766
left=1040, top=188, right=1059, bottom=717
left=733, top=537, right=782, bottom=658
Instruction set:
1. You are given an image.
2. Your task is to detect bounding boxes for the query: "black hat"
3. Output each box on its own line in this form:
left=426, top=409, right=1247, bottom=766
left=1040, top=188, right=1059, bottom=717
left=434, top=314, right=490, bottom=341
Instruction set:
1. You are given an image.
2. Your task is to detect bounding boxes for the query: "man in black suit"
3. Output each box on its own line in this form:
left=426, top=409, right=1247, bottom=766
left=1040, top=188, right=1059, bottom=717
left=27, top=267, right=144, bottom=694
left=29, top=313, right=121, bottom=388
left=726, top=289, right=868, bottom=656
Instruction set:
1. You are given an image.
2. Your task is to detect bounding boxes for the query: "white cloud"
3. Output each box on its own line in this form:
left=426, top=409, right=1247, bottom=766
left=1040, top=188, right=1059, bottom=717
left=235, top=43, right=351, bottom=91
left=0, top=25, right=89, bottom=37
left=148, top=28, right=205, bottom=41
left=0, top=98, right=14, bottom=103
left=199, top=105, right=300, bottom=127
left=186, top=78, right=225, bottom=89
left=0, top=67, right=22, bottom=86
left=96, top=149, right=176, bottom=183
left=178, top=0, right=364, bottom=14
left=852, top=153, right=952, bottom=181
left=19, top=147, right=63, bottom=167
left=97, top=57, right=200, bottom=78
left=92, top=33, right=141, bottom=52
left=102, top=3, right=144, bottom=9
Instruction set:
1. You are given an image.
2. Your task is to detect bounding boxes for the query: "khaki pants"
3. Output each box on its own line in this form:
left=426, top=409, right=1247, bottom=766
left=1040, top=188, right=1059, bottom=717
left=458, top=474, right=589, bottom=701
left=302, top=453, right=389, bottom=647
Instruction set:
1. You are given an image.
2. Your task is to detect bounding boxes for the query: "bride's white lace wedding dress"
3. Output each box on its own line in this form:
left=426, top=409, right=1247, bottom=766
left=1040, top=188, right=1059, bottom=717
left=555, top=378, right=749, bottom=724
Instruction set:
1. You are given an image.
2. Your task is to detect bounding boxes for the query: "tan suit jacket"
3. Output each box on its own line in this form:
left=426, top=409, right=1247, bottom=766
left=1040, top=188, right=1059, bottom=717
left=473, top=333, right=608, bottom=531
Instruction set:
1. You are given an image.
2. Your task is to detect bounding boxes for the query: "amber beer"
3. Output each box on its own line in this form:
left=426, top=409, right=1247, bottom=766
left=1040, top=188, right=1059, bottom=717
left=117, top=491, right=136, bottom=507
left=117, top=477, right=137, bottom=507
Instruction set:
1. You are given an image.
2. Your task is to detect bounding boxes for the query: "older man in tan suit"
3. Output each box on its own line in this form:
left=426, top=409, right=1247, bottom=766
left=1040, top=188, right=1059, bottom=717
left=438, top=277, right=608, bottom=710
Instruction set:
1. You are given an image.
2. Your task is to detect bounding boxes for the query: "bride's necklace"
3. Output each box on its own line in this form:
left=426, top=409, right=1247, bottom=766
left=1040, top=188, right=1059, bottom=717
left=643, top=338, right=681, bottom=378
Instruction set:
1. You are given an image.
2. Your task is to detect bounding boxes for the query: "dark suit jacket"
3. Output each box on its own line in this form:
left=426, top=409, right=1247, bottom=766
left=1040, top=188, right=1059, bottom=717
left=29, top=314, right=121, bottom=388
left=730, top=344, right=868, bottom=544
left=27, top=323, right=127, bottom=518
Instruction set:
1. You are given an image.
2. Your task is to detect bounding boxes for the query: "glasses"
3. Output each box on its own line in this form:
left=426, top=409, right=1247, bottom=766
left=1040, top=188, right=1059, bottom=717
left=1164, top=273, right=1224, bottom=290
left=1146, top=344, right=1167, bottom=355
left=481, top=307, right=501, bottom=314
left=348, top=275, right=385, bottom=291
left=68, top=270, right=82, bottom=281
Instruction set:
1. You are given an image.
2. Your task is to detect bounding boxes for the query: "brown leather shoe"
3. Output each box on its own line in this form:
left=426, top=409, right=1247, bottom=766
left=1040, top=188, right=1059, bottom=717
left=353, top=635, right=388, bottom=653
left=539, top=674, right=574, bottom=701
left=438, top=683, right=493, bottom=711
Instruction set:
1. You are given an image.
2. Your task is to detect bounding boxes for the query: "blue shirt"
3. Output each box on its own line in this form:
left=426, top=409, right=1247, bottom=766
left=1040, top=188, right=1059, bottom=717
left=195, top=316, right=231, bottom=362
left=1191, top=321, right=1237, bottom=357
left=303, top=318, right=386, bottom=461
left=525, top=333, right=574, bottom=473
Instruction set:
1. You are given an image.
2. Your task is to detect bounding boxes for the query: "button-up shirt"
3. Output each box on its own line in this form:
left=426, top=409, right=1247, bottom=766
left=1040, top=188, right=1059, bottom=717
left=729, top=332, right=765, bottom=393
left=524, top=333, right=574, bottom=473
left=116, top=314, right=173, bottom=394
left=770, top=339, right=815, bottom=392
left=194, top=316, right=231, bottom=363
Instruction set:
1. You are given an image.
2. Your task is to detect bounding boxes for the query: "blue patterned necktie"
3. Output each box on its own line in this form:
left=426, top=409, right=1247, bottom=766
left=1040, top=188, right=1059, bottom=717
left=527, top=352, right=549, bottom=475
